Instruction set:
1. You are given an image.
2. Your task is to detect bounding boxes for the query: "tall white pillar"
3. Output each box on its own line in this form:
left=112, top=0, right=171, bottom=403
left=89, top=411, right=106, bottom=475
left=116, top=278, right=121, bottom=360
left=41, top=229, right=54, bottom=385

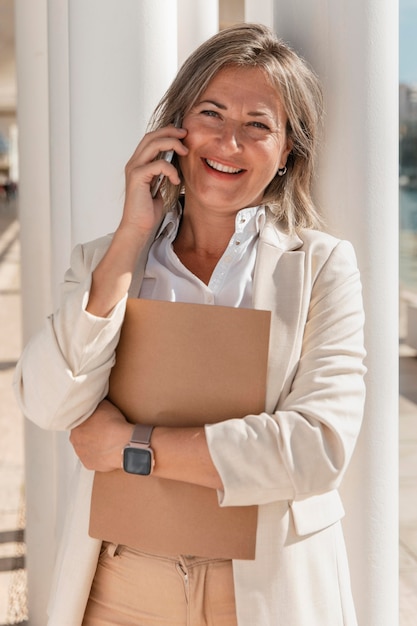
left=14, top=1, right=55, bottom=623
left=273, top=2, right=399, bottom=625
left=15, top=1, right=179, bottom=623
left=177, top=0, right=219, bottom=66
left=68, top=0, right=178, bottom=246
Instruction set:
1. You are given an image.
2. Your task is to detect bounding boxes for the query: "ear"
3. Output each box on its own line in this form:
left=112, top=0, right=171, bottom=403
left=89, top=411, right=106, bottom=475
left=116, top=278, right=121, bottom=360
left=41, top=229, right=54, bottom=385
left=279, top=137, right=293, bottom=170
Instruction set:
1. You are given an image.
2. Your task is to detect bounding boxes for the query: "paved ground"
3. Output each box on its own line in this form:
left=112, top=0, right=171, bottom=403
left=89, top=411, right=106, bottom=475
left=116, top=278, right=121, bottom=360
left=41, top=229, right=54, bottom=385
left=0, top=195, right=416, bottom=624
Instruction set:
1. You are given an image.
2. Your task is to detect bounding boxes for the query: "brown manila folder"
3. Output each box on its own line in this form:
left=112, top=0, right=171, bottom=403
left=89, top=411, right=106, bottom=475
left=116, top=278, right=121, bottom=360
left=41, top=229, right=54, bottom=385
left=89, top=298, right=271, bottom=560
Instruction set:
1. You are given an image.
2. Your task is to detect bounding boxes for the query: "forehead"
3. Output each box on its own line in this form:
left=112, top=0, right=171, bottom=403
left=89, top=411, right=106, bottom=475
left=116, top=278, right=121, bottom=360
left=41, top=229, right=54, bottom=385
left=198, top=66, right=285, bottom=115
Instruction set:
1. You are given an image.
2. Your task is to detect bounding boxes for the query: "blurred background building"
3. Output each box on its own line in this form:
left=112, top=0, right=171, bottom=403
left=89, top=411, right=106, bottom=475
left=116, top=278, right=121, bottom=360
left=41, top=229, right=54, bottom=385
left=399, top=81, right=417, bottom=310
left=399, top=0, right=417, bottom=305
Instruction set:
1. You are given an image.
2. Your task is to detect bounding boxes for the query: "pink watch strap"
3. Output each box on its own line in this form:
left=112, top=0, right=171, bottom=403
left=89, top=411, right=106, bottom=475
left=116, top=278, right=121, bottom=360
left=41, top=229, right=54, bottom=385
left=130, top=424, right=154, bottom=446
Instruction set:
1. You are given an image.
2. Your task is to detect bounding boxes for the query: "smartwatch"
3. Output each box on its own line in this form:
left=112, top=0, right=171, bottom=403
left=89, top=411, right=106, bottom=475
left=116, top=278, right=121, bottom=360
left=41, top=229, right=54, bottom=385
left=122, top=424, right=154, bottom=476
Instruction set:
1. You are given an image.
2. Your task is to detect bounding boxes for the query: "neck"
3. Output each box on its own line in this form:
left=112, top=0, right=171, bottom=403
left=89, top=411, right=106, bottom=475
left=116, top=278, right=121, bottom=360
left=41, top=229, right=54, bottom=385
left=174, top=202, right=237, bottom=258
left=172, top=200, right=240, bottom=285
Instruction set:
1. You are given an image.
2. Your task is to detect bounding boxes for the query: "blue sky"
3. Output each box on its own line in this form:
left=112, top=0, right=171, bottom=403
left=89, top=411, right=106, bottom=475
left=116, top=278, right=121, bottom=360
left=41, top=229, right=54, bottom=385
left=400, top=0, right=417, bottom=83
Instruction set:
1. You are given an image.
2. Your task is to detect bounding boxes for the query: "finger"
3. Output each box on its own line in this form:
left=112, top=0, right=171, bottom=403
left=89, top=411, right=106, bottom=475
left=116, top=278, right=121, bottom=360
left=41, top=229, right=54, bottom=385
left=127, top=128, right=188, bottom=168
left=127, top=160, right=182, bottom=194
left=127, top=138, right=188, bottom=174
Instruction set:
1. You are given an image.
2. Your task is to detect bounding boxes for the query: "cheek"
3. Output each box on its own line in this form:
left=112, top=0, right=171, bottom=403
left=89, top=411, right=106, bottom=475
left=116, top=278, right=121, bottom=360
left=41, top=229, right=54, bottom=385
left=257, top=146, right=280, bottom=174
left=182, top=126, right=207, bottom=152
left=178, top=129, right=209, bottom=175
left=181, top=116, right=205, bottom=144
left=263, top=140, right=287, bottom=168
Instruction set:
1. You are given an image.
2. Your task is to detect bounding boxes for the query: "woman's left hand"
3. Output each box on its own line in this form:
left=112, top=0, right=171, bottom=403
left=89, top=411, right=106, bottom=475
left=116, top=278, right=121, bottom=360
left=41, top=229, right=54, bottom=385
left=70, top=399, right=133, bottom=472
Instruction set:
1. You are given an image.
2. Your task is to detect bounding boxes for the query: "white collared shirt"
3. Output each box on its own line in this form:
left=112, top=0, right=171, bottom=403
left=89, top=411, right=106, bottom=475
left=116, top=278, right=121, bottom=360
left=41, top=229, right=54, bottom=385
left=139, top=204, right=266, bottom=307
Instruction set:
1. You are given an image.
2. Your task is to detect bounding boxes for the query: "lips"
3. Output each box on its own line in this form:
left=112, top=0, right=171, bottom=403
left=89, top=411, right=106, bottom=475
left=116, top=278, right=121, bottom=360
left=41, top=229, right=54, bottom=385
left=205, top=158, right=244, bottom=175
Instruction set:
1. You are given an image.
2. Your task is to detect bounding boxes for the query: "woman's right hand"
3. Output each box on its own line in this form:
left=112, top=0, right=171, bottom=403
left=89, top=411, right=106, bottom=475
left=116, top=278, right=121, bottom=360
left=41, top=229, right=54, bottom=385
left=119, top=124, right=188, bottom=237
left=85, top=124, right=188, bottom=318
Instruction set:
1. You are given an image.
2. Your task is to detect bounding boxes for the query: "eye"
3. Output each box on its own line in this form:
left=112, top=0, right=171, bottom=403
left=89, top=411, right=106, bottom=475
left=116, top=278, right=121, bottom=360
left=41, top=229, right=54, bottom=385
left=248, top=121, right=270, bottom=130
left=201, top=110, right=221, bottom=118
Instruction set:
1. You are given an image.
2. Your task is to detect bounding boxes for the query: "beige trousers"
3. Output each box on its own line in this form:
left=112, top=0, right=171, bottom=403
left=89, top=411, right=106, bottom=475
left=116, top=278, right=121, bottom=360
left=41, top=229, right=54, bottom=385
left=82, top=543, right=238, bottom=626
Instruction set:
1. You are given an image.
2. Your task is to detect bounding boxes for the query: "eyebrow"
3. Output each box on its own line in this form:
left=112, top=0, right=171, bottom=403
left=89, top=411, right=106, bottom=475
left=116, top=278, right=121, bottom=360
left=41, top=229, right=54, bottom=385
left=197, top=99, right=226, bottom=110
left=196, top=99, right=275, bottom=119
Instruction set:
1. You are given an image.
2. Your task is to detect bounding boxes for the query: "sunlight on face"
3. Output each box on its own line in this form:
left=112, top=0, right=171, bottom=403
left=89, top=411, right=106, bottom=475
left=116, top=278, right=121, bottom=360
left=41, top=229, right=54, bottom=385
left=180, top=66, right=292, bottom=216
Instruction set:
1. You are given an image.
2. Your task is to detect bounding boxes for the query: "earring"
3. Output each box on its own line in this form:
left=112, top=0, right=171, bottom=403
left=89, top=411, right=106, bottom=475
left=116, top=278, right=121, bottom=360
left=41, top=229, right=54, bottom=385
left=278, top=166, right=287, bottom=176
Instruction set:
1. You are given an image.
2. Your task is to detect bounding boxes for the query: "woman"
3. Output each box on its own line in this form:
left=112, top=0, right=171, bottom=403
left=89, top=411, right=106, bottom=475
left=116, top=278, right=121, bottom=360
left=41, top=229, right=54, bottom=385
left=14, top=23, right=366, bottom=626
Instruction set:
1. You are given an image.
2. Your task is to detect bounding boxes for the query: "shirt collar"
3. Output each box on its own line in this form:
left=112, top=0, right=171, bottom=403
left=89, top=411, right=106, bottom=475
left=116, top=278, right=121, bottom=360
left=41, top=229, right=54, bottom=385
left=156, top=203, right=266, bottom=242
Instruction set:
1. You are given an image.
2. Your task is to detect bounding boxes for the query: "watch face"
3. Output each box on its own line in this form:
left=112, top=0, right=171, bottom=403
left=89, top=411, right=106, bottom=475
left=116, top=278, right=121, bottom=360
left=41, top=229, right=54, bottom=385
left=123, top=447, right=152, bottom=475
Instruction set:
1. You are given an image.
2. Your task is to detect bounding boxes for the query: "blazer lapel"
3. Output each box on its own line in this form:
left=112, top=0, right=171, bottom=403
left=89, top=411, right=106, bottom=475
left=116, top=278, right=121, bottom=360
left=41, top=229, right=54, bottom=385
left=253, top=222, right=305, bottom=413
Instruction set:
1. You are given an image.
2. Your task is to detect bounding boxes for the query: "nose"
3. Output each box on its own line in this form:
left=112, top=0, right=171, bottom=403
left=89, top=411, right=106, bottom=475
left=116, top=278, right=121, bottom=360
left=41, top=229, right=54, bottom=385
left=218, top=119, right=242, bottom=152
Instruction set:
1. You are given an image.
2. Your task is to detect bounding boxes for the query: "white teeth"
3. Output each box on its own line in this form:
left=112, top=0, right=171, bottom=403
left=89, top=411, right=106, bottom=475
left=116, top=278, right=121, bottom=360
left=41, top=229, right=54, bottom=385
left=206, top=159, right=242, bottom=174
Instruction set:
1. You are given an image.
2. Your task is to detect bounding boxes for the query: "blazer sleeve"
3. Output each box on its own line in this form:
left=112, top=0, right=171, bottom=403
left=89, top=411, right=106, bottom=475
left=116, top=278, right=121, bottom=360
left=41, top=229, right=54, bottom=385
left=13, top=235, right=127, bottom=431
left=205, top=238, right=367, bottom=506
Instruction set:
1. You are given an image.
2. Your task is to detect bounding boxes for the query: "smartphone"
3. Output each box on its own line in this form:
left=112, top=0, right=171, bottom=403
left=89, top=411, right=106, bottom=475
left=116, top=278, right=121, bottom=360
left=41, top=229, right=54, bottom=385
left=150, top=113, right=182, bottom=198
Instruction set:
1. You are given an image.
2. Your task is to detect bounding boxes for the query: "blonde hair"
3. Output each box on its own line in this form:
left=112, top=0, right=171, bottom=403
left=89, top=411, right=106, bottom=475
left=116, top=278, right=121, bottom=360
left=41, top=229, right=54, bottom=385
left=148, top=23, right=324, bottom=233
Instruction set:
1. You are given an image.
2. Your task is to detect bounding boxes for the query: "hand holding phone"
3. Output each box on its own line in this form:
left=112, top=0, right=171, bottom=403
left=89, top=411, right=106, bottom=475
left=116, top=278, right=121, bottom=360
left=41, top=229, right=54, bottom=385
left=150, top=114, right=182, bottom=198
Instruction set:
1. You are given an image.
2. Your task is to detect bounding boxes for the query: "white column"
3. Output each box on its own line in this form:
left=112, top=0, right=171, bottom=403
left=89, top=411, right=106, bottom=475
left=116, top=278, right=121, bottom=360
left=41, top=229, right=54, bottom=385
left=14, top=1, right=55, bottom=623
left=47, top=0, right=72, bottom=301
left=15, top=1, right=179, bottom=623
left=177, top=0, right=219, bottom=66
left=68, top=0, right=178, bottom=246
left=244, top=0, right=273, bottom=28
left=273, top=2, right=399, bottom=625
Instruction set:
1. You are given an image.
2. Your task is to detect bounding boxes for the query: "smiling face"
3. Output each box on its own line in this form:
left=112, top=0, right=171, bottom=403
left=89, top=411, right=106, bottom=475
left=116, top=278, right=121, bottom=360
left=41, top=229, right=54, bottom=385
left=179, top=66, right=292, bottom=218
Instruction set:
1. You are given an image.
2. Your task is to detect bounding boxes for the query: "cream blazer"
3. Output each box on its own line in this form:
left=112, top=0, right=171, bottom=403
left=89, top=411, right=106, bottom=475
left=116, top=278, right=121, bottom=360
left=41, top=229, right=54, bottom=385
left=14, top=214, right=366, bottom=626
